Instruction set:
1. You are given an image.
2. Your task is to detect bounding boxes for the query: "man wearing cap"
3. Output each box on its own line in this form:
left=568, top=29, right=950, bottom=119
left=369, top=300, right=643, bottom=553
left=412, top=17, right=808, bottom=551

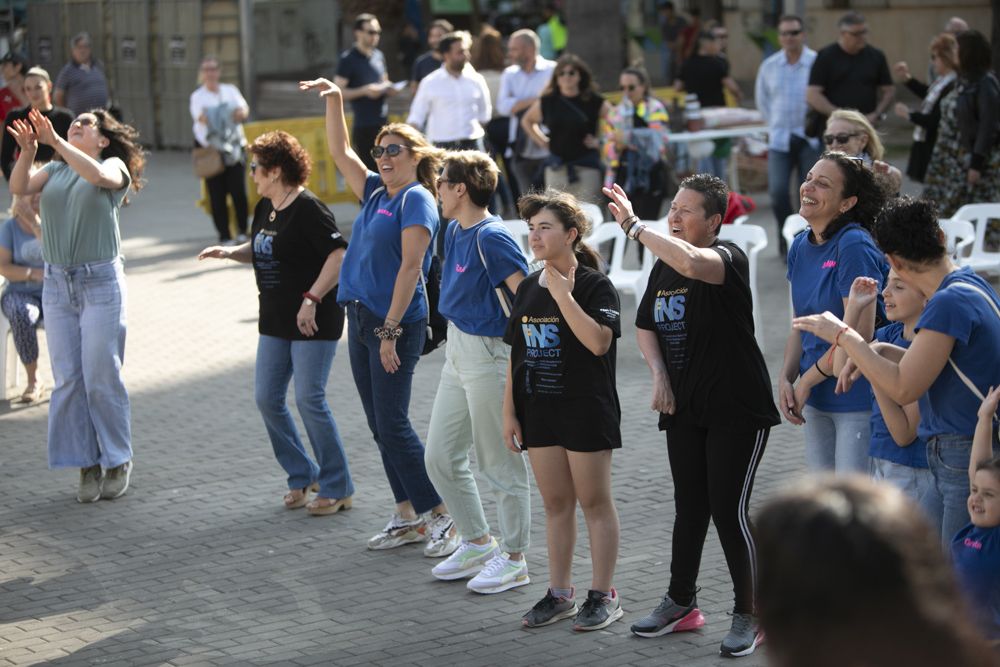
left=53, top=32, right=110, bottom=116
left=1, top=67, right=72, bottom=180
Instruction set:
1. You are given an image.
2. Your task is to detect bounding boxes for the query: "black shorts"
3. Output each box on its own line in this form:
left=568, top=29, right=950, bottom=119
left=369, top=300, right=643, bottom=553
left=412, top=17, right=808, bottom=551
left=517, top=397, right=621, bottom=453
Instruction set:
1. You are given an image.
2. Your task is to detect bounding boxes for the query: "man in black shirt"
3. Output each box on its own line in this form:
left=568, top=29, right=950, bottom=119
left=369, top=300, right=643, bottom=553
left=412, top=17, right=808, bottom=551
left=807, top=12, right=894, bottom=129
left=674, top=31, right=741, bottom=108
left=409, top=19, right=453, bottom=92
left=1, top=67, right=72, bottom=180
left=334, top=13, right=398, bottom=172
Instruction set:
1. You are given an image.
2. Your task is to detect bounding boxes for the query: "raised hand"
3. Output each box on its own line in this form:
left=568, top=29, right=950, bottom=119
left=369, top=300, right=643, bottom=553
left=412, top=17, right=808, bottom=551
left=28, top=108, right=59, bottom=147
left=848, top=276, right=879, bottom=311
left=299, top=78, right=340, bottom=98
left=978, top=385, right=1000, bottom=423
left=602, top=182, right=635, bottom=226
left=6, top=118, right=38, bottom=153
left=892, top=61, right=910, bottom=81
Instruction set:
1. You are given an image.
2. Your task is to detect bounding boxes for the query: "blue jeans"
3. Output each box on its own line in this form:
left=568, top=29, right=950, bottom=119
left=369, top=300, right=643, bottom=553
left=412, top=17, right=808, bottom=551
left=927, top=434, right=1000, bottom=544
left=254, top=335, right=353, bottom=499
left=871, top=457, right=942, bottom=535
left=43, top=258, right=131, bottom=469
left=346, top=302, right=442, bottom=514
left=768, top=136, right=821, bottom=250
left=802, top=406, right=870, bottom=474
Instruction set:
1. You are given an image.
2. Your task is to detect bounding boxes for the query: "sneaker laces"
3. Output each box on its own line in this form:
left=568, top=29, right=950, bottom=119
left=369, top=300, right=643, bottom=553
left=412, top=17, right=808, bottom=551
left=579, top=593, right=604, bottom=615
left=427, top=513, right=453, bottom=542
left=478, top=553, right=510, bottom=577
left=729, top=613, right=755, bottom=636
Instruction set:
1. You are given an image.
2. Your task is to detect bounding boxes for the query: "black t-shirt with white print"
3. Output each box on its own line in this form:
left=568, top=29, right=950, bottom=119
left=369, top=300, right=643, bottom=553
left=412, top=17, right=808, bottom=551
left=635, top=240, right=780, bottom=432
left=504, top=264, right=621, bottom=410
left=251, top=189, right=349, bottom=341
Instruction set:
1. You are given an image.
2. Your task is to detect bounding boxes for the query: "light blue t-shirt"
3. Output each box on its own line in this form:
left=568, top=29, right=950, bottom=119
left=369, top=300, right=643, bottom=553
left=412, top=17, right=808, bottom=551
left=337, top=172, right=439, bottom=323
left=440, top=217, right=527, bottom=337
left=39, top=160, right=130, bottom=266
left=787, top=223, right=889, bottom=412
left=0, top=217, right=43, bottom=296
left=869, top=322, right=927, bottom=467
left=915, top=268, right=1000, bottom=439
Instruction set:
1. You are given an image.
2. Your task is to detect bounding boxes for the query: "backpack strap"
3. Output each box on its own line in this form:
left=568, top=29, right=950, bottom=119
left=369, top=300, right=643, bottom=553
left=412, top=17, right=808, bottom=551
left=475, top=223, right=513, bottom=318
left=944, top=281, right=1000, bottom=402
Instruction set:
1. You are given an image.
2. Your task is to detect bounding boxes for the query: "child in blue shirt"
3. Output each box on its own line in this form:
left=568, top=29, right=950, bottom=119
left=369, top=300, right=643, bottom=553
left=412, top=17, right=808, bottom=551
left=951, top=386, right=1000, bottom=644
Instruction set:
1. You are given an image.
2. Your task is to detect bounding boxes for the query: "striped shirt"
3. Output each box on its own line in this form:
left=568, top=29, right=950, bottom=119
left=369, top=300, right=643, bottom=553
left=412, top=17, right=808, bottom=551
left=754, top=47, right=816, bottom=152
left=54, top=60, right=109, bottom=116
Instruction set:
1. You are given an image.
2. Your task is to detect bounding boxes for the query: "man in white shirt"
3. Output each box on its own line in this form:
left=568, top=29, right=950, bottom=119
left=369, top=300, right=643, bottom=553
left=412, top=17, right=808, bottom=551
left=407, top=31, right=491, bottom=151
left=754, top=14, right=819, bottom=257
left=496, top=29, right=554, bottom=195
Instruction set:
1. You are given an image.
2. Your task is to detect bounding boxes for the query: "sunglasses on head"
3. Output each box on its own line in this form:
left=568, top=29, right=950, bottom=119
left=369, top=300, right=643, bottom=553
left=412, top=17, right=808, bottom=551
left=823, top=132, right=859, bottom=146
left=779, top=29, right=803, bottom=37
left=371, top=143, right=407, bottom=159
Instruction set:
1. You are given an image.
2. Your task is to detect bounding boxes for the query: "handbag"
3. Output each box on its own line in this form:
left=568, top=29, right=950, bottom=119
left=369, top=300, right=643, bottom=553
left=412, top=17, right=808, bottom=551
left=193, top=146, right=224, bottom=179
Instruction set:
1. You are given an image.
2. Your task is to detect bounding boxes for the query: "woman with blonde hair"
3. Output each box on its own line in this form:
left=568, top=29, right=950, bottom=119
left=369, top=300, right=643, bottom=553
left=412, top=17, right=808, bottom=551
left=823, top=109, right=902, bottom=192
left=300, top=77, right=458, bottom=557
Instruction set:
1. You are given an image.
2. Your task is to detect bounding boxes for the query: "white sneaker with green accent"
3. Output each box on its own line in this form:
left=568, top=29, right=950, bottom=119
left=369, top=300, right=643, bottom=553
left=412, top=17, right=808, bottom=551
left=467, top=553, right=530, bottom=594
left=431, top=537, right=499, bottom=580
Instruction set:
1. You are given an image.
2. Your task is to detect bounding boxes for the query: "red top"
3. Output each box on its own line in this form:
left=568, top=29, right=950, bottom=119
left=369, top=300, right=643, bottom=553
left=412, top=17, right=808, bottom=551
left=0, top=87, right=23, bottom=123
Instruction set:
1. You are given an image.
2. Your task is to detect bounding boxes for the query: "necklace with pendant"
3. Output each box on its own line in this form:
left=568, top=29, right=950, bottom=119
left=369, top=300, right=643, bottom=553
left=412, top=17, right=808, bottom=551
left=269, top=188, right=296, bottom=222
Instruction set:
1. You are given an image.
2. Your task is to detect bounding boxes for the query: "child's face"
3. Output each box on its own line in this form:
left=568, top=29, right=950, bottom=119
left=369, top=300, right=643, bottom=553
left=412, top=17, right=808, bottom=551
left=968, top=468, right=1000, bottom=528
left=882, top=270, right=924, bottom=323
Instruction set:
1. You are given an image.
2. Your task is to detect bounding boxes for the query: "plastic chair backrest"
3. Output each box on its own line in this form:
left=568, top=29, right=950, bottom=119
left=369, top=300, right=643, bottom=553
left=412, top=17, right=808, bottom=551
left=718, top=223, right=768, bottom=348
left=939, top=218, right=976, bottom=260
left=499, top=219, right=532, bottom=264
left=952, top=203, right=1000, bottom=274
left=579, top=202, right=605, bottom=228
left=782, top=214, right=809, bottom=259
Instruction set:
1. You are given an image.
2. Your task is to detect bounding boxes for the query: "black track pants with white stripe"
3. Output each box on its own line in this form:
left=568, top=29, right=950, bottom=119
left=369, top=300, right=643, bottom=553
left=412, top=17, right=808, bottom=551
left=664, top=424, right=769, bottom=615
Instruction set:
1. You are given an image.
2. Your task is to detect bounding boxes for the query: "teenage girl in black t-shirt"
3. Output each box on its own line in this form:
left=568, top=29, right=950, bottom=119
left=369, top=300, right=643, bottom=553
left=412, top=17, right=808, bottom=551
left=503, top=189, right=624, bottom=632
left=603, top=177, right=779, bottom=658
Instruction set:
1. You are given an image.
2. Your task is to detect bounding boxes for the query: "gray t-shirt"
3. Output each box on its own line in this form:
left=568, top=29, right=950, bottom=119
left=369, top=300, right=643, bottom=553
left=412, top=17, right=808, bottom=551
left=40, top=160, right=131, bottom=266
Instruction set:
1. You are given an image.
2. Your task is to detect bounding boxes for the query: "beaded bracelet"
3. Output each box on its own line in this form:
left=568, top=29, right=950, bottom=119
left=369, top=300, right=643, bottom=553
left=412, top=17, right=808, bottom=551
left=629, top=222, right=647, bottom=241
left=374, top=325, right=403, bottom=341
left=620, top=215, right=639, bottom=236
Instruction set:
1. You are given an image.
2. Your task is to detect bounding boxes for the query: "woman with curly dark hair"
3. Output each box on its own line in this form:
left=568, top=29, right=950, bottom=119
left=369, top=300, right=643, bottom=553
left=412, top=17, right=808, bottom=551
left=521, top=54, right=609, bottom=204
left=7, top=106, right=145, bottom=503
left=199, top=130, right=353, bottom=516
left=779, top=152, right=888, bottom=474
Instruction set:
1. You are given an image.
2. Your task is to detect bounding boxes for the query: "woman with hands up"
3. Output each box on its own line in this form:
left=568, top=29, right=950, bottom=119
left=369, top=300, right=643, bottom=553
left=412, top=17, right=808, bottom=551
left=607, top=176, right=778, bottom=657
left=8, top=106, right=144, bottom=503
left=502, top=189, right=624, bottom=632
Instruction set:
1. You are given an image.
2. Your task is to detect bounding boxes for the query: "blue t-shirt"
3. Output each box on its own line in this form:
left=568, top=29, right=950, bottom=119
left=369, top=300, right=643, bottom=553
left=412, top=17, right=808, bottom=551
left=335, top=47, right=388, bottom=128
left=787, top=223, right=888, bottom=412
left=0, top=217, right=43, bottom=297
left=951, top=523, right=1000, bottom=640
left=439, top=217, right=528, bottom=337
left=869, top=322, right=927, bottom=467
left=915, top=268, right=1000, bottom=439
left=337, top=173, right=438, bottom=323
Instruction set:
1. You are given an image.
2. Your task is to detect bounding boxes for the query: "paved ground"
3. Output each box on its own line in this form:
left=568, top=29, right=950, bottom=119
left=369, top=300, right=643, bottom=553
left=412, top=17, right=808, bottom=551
left=0, top=150, right=907, bottom=667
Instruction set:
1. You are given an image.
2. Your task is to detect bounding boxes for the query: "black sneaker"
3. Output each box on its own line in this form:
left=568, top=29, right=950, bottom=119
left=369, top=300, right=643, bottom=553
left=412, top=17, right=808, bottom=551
left=720, top=612, right=763, bottom=658
left=572, top=588, right=623, bottom=632
left=522, top=588, right=578, bottom=628
left=630, top=593, right=706, bottom=637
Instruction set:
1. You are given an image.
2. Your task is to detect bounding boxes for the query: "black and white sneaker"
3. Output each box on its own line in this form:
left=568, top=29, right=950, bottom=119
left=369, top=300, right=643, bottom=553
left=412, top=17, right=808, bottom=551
left=572, top=588, right=623, bottom=631
left=522, top=589, right=578, bottom=628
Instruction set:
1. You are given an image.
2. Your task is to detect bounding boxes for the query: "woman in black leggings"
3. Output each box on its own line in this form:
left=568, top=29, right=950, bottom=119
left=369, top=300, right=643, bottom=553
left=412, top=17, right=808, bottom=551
left=603, top=175, right=779, bottom=658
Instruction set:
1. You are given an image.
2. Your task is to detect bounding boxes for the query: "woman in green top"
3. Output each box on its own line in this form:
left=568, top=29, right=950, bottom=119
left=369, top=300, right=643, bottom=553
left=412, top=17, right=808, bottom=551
left=8, top=106, right=145, bottom=504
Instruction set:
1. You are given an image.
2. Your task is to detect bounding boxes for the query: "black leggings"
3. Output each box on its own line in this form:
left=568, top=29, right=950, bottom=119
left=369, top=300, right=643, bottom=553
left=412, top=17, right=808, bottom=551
left=665, top=423, right=769, bottom=614
left=205, top=161, right=249, bottom=241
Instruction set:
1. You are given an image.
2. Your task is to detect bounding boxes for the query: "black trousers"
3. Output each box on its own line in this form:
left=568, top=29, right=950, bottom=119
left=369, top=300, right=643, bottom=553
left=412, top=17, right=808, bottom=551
left=664, top=423, right=769, bottom=614
left=205, top=160, right=249, bottom=241
left=354, top=124, right=382, bottom=173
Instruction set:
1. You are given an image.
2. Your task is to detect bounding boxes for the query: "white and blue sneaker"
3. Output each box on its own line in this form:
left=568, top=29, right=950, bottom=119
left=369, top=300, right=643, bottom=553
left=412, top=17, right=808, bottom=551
left=431, top=537, right=499, bottom=581
left=467, top=553, right=530, bottom=594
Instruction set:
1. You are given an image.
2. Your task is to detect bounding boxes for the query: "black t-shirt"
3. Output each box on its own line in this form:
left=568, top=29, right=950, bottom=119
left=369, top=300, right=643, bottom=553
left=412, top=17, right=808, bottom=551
left=808, top=43, right=892, bottom=114
left=335, top=46, right=388, bottom=127
left=635, top=241, right=780, bottom=432
left=540, top=93, right=604, bottom=162
left=504, top=264, right=621, bottom=409
left=411, top=52, right=441, bottom=84
left=251, top=189, right=349, bottom=341
left=1, top=105, right=74, bottom=179
left=678, top=55, right=729, bottom=107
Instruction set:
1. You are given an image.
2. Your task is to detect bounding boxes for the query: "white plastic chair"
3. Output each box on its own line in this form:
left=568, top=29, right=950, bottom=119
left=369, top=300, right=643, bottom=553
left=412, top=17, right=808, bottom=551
left=939, top=217, right=976, bottom=261
left=499, top=219, right=533, bottom=265
left=782, top=214, right=809, bottom=258
left=952, top=204, right=1000, bottom=275
left=579, top=202, right=606, bottom=228
left=731, top=214, right=748, bottom=225
left=718, top=223, right=769, bottom=349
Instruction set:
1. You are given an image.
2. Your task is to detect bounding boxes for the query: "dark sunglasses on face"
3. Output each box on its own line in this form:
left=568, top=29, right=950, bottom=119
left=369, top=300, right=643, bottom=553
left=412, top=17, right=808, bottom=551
left=365, top=29, right=381, bottom=35
left=780, top=29, right=803, bottom=37
left=557, top=70, right=578, bottom=77
left=73, top=116, right=98, bottom=127
left=823, top=132, right=859, bottom=146
left=250, top=161, right=258, bottom=174
left=845, top=28, right=868, bottom=37
left=371, top=143, right=407, bottom=159
left=621, top=84, right=637, bottom=91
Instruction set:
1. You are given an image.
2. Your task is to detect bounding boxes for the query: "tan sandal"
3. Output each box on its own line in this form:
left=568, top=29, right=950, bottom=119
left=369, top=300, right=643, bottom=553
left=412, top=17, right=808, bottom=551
left=17, top=382, right=46, bottom=404
left=306, top=495, right=353, bottom=516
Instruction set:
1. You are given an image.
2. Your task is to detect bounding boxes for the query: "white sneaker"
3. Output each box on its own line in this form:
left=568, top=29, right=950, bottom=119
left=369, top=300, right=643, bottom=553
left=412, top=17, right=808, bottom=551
left=431, top=537, right=500, bottom=581
left=367, top=513, right=427, bottom=550
left=423, top=512, right=459, bottom=558
left=467, top=553, right=530, bottom=594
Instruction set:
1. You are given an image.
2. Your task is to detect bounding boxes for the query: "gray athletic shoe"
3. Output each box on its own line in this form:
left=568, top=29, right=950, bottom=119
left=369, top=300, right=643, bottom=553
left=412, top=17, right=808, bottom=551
left=77, top=465, right=103, bottom=503
left=573, top=588, right=624, bottom=632
left=720, top=612, right=763, bottom=657
left=522, top=589, right=578, bottom=628
left=630, top=594, right=706, bottom=637
left=101, top=461, right=133, bottom=500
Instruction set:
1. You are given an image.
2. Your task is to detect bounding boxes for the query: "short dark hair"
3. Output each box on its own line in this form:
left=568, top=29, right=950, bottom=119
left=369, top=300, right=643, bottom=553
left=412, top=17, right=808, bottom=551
left=249, top=130, right=312, bottom=187
left=429, top=19, right=454, bottom=34
left=956, top=30, right=992, bottom=79
left=838, top=11, right=865, bottom=29
left=678, top=174, right=728, bottom=234
left=353, top=13, right=377, bottom=31
left=658, top=1, right=675, bottom=10
left=778, top=15, right=804, bottom=29
left=814, top=152, right=886, bottom=241
left=873, top=196, right=946, bottom=266
left=442, top=151, right=498, bottom=208
left=437, top=32, right=468, bottom=56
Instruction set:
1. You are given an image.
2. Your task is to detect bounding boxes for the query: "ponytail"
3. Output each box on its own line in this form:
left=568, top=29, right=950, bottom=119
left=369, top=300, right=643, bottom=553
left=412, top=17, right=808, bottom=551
left=574, top=241, right=602, bottom=271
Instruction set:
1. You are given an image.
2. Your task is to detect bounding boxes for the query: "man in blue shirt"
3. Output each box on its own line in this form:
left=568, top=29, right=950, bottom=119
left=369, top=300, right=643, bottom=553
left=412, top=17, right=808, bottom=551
left=335, top=13, right=398, bottom=172
left=754, top=15, right=819, bottom=258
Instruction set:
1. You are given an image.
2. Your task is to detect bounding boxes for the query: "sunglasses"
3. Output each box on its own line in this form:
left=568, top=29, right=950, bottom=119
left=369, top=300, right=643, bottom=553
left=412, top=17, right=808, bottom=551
left=823, top=132, right=859, bottom=146
left=371, top=143, right=408, bottom=159
left=72, top=116, right=98, bottom=127
left=436, top=176, right=456, bottom=187
left=557, top=70, right=578, bottom=77
left=621, top=84, right=637, bottom=91
left=364, top=29, right=382, bottom=36
left=779, top=29, right=803, bottom=37
left=844, top=28, right=868, bottom=37
left=250, top=161, right=258, bottom=174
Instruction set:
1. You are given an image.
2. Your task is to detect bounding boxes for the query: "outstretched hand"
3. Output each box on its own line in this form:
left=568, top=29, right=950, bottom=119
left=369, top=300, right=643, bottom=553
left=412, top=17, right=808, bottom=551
left=792, top=312, right=850, bottom=345
left=6, top=118, right=38, bottom=153
left=28, top=108, right=59, bottom=147
left=602, top=183, right=635, bottom=226
left=299, top=78, right=340, bottom=98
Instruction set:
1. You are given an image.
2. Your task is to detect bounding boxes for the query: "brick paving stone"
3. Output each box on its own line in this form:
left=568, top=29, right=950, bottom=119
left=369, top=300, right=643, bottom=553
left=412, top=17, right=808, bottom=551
left=0, top=151, right=923, bottom=665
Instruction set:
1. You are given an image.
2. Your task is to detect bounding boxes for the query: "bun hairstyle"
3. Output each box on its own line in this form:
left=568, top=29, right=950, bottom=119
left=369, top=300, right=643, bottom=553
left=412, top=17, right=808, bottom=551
left=374, top=122, right=446, bottom=197
left=517, top=188, right=603, bottom=271
left=815, top=151, right=886, bottom=241
left=873, top=196, right=946, bottom=266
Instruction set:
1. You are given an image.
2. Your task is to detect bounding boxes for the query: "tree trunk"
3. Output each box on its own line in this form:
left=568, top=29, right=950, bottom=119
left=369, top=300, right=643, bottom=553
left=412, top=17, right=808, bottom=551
left=564, top=0, right=623, bottom=92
